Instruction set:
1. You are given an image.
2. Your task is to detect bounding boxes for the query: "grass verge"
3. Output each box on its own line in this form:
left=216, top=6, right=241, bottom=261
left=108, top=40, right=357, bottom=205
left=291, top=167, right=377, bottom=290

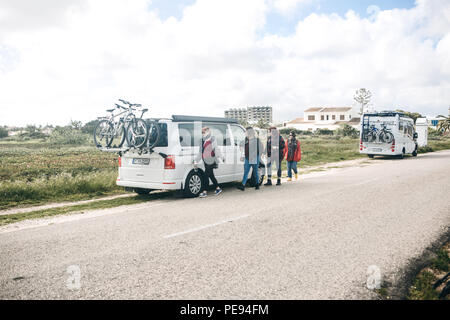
left=407, top=242, right=450, bottom=300
left=0, top=192, right=174, bottom=226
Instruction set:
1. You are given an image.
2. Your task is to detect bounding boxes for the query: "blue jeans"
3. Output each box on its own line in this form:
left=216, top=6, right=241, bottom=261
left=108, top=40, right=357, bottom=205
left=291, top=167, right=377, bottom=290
left=242, top=158, right=259, bottom=186
left=287, top=161, right=298, bottom=178
left=266, top=157, right=282, bottom=178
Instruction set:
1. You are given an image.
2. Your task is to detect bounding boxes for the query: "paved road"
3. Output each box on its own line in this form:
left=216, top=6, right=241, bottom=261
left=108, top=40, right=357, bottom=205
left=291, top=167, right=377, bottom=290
left=1, top=151, right=449, bottom=299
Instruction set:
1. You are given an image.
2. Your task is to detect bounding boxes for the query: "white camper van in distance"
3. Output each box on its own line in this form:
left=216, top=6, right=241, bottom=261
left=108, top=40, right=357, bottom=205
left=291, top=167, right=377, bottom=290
left=360, top=111, right=418, bottom=159
left=116, top=115, right=264, bottom=197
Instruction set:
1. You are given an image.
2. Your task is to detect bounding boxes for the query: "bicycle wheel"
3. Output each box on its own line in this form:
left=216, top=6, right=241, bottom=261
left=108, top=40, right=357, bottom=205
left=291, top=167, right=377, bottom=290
left=93, top=120, right=114, bottom=148
left=380, top=131, right=394, bottom=144
left=367, top=131, right=377, bottom=143
left=125, top=118, right=148, bottom=148
left=147, top=120, right=161, bottom=149
left=109, top=122, right=126, bottom=148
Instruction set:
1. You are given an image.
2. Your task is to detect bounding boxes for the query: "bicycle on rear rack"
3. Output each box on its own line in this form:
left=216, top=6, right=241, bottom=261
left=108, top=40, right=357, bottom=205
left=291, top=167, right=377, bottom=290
left=93, top=99, right=160, bottom=150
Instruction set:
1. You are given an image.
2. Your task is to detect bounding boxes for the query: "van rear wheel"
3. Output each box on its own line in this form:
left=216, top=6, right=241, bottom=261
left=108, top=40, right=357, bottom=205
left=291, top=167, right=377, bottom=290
left=134, top=188, right=152, bottom=195
left=184, top=171, right=203, bottom=198
left=368, top=154, right=374, bottom=159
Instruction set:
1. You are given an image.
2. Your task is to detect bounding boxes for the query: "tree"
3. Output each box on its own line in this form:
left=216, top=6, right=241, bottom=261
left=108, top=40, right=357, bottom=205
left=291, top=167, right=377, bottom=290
left=437, top=115, right=450, bottom=134
left=354, top=88, right=372, bottom=115
left=0, top=126, right=8, bottom=139
left=70, top=120, right=83, bottom=130
left=81, top=120, right=99, bottom=134
left=395, top=109, right=423, bottom=124
left=255, top=119, right=269, bottom=129
left=20, top=125, right=46, bottom=139
left=238, top=119, right=250, bottom=128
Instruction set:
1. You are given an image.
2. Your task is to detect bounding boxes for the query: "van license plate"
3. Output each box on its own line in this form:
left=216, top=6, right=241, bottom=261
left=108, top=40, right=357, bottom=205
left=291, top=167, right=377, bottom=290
left=371, top=148, right=382, bottom=152
left=132, top=158, right=150, bottom=165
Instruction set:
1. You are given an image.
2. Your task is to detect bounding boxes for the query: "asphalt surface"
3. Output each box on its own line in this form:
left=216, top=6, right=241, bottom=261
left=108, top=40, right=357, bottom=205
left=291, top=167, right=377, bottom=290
left=1, top=151, right=449, bottom=299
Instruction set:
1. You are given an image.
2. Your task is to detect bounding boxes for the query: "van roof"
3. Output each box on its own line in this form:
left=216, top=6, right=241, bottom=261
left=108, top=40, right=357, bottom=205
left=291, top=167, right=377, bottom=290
left=171, top=115, right=239, bottom=124
left=364, top=111, right=413, bottom=119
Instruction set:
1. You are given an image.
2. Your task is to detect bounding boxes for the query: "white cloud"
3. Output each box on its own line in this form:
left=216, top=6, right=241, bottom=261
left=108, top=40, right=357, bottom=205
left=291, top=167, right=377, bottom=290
left=271, top=0, right=314, bottom=15
left=0, top=0, right=449, bottom=126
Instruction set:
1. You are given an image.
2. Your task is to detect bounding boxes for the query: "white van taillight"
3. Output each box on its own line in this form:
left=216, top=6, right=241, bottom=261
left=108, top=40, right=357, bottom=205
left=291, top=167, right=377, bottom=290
left=360, top=139, right=365, bottom=150
left=164, top=155, right=175, bottom=169
left=118, top=157, right=122, bottom=167
left=391, top=140, right=395, bottom=152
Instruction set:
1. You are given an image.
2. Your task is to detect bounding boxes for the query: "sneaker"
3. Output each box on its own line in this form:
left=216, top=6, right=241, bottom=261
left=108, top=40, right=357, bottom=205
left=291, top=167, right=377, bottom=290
left=287, top=177, right=292, bottom=182
left=215, top=188, right=222, bottom=196
left=264, top=179, right=272, bottom=186
left=295, top=173, right=298, bottom=180
left=276, top=179, right=281, bottom=186
left=237, top=185, right=245, bottom=191
left=199, top=192, right=207, bottom=198
left=255, top=185, right=260, bottom=190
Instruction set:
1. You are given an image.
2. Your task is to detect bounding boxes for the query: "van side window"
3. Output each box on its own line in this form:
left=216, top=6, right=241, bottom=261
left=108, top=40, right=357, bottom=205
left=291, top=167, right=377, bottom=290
left=407, top=124, right=413, bottom=136
left=208, top=124, right=231, bottom=146
left=231, top=125, right=245, bottom=147
left=178, top=123, right=200, bottom=147
left=399, top=122, right=404, bottom=132
left=150, top=123, right=168, bottom=147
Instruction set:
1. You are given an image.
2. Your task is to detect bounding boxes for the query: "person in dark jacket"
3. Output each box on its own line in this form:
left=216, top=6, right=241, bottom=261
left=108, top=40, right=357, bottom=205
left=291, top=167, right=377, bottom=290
left=194, top=127, right=224, bottom=198
left=264, top=127, right=286, bottom=186
left=285, top=131, right=301, bottom=181
left=237, top=127, right=263, bottom=191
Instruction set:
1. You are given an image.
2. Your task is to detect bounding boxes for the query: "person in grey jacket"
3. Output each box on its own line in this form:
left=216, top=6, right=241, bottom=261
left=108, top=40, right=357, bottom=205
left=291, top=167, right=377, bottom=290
left=194, top=126, right=224, bottom=198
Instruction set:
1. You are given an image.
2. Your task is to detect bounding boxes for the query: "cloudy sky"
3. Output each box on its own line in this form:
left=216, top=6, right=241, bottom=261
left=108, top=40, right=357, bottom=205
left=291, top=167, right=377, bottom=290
left=0, top=0, right=449, bottom=126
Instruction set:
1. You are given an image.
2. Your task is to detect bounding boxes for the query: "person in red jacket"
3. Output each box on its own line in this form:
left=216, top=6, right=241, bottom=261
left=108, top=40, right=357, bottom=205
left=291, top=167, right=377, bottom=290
left=285, top=131, right=301, bottom=181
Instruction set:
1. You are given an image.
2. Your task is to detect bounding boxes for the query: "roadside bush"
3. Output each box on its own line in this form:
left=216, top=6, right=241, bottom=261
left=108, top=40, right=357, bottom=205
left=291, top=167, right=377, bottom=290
left=19, top=125, right=47, bottom=139
left=49, top=126, right=89, bottom=145
left=81, top=120, right=100, bottom=134
left=0, top=127, right=8, bottom=139
left=279, top=128, right=313, bottom=136
left=315, top=128, right=334, bottom=136
left=428, top=127, right=442, bottom=137
left=418, top=146, right=434, bottom=153
left=336, top=124, right=359, bottom=138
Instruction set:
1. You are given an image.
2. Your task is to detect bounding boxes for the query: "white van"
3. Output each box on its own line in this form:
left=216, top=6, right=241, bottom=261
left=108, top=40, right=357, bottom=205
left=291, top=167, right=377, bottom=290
left=360, top=111, right=418, bottom=159
left=116, top=115, right=264, bottom=197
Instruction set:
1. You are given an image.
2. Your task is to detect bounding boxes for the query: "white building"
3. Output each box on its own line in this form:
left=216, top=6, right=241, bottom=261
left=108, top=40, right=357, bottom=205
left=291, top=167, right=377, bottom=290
left=284, top=107, right=360, bottom=131
left=425, top=115, right=447, bottom=129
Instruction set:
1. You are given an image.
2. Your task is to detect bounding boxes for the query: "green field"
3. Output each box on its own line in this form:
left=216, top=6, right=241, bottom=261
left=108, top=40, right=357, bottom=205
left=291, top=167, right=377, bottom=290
left=0, top=143, right=122, bottom=210
left=1, top=135, right=449, bottom=210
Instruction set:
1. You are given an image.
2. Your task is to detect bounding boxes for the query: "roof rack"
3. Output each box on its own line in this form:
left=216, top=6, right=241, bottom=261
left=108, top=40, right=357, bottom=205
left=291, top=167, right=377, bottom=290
left=172, top=115, right=239, bottom=124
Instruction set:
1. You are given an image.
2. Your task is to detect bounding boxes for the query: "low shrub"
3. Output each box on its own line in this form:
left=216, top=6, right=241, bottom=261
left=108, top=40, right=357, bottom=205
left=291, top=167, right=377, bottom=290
left=49, top=126, right=89, bottom=145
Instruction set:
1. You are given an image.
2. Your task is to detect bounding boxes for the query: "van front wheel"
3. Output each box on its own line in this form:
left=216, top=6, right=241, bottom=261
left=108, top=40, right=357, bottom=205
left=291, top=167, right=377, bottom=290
left=184, top=171, right=203, bottom=198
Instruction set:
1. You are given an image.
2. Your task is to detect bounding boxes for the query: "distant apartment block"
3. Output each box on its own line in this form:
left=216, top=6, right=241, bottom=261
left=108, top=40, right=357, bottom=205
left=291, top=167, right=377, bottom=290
left=225, top=106, right=273, bottom=124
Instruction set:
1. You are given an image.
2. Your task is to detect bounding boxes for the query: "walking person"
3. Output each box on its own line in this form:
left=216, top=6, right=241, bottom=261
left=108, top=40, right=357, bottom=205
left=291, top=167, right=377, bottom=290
left=264, top=127, right=286, bottom=186
left=194, top=127, right=224, bottom=198
left=285, top=131, right=301, bottom=181
left=237, top=127, right=263, bottom=191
